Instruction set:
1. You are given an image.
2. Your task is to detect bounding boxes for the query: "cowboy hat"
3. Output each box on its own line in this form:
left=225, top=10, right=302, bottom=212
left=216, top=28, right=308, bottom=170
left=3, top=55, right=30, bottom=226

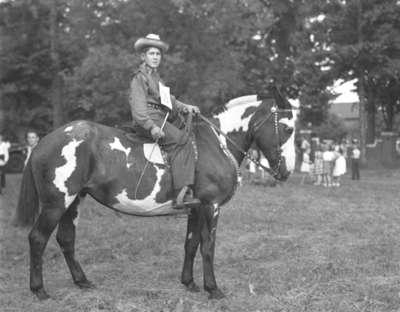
left=134, top=34, right=169, bottom=53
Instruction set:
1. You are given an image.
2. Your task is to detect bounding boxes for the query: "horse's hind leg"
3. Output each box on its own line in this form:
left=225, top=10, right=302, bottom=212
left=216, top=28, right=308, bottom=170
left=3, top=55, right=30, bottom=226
left=29, top=203, right=65, bottom=300
left=181, top=208, right=201, bottom=292
left=199, top=203, right=225, bottom=299
left=56, top=195, right=94, bottom=289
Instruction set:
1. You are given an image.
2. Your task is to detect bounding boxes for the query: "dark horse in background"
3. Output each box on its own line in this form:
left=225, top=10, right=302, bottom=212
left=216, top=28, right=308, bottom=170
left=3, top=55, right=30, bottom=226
left=14, top=91, right=295, bottom=300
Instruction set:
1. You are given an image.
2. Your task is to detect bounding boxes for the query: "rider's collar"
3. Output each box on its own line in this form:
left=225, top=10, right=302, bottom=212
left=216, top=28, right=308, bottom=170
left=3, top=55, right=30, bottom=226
left=140, top=63, right=158, bottom=75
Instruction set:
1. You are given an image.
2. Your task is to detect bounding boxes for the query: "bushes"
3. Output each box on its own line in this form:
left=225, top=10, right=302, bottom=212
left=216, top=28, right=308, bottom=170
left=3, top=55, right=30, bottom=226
left=312, top=113, right=348, bottom=142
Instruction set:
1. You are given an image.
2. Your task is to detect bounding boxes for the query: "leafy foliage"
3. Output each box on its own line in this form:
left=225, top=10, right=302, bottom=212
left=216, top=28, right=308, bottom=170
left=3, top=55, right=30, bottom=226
left=64, top=45, right=137, bottom=125
left=310, top=0, right=400, bottom=133
left=313, top=113, right=348, bottom=141
left=1, top=0, right=400, bottom=141
left=0, top=0, right=53, bottom=138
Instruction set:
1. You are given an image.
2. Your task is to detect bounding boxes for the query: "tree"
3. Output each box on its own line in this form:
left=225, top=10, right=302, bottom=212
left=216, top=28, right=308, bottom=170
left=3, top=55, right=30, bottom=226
left=63, top=45, right=137, bottom=125
left=2, top=0, right=398, bottom=146
left=0, top=0, right=53, bottom=138
left=308, top=0, right=400, bottom=158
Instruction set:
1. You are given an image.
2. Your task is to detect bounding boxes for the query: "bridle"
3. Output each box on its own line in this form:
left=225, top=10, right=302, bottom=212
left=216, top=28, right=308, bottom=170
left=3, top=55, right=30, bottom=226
left=250, top=104, right=293, bottom=178
left=199, top=104, right=292, bottom=179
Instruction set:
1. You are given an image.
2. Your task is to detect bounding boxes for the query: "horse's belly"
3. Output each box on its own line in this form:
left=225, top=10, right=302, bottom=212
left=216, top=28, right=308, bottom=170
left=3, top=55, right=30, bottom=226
left=109, top=165, right=186, bottom=216
left=112, top=192, right=186, bottom=216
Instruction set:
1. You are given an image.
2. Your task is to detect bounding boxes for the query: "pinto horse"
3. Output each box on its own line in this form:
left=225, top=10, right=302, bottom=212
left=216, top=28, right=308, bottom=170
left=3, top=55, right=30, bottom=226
left=14, top=93, right=295, bottom=300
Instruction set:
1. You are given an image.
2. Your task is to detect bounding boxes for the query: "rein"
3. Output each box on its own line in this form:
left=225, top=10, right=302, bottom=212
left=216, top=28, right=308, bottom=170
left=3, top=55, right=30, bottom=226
left=198, top=106, right=286, bottom=178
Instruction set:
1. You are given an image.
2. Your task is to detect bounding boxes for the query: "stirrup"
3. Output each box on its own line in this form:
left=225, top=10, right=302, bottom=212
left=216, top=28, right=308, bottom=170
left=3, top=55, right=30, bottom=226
left=174, top=186, right=200, bottom=209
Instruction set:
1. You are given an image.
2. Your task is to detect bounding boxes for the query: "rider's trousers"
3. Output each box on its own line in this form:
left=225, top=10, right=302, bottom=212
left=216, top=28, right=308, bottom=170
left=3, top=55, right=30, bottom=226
left=140, top=110, right=196, bottom=192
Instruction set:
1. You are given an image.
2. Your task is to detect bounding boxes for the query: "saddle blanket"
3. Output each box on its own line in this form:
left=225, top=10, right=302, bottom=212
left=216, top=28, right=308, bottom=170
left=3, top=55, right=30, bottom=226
left=143, top=143, right=165, bottom=165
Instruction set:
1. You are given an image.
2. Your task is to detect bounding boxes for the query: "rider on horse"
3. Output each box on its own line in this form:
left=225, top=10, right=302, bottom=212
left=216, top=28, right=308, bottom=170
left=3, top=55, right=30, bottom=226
left=129, top=34, right=200, bottom=208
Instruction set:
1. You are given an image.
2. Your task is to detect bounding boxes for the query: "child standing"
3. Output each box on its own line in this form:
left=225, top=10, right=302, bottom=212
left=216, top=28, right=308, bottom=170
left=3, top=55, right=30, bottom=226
left=0, top=133, right=10, bottom=193
left=322, top=144, right=335, bottom=187
left=351, top=143, right=361, bottom=180
left=300, top=148, right=311, bottom=184
left=332, top=148, right=346, bottom=186
left=313, top=145, right=323, bottom=185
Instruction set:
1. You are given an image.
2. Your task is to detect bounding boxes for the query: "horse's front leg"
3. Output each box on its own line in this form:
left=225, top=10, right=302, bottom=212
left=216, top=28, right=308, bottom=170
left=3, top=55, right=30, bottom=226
left=181, top=208, right=201, bottom=292
left=199, top=203, right=225, bottom=299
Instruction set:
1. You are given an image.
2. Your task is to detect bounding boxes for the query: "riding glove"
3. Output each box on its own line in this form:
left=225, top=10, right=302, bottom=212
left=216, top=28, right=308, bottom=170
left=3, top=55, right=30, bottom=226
left=150, top=125, right=165, bottom=140
left=182, top=104, right=200, bottom=115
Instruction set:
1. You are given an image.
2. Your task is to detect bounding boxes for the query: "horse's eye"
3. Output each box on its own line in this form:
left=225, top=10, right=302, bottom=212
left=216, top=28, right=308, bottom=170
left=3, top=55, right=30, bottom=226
left=284, top=126, right=293, bottom=135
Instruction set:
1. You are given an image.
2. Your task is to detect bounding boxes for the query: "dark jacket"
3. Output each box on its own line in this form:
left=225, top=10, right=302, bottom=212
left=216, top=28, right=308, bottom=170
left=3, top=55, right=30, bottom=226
left=129, top=63, right=186, bottom=130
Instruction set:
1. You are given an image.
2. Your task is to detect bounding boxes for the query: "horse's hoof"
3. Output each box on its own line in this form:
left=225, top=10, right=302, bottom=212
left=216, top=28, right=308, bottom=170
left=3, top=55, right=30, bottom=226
left=75, top=279, right=95, bottom=289
left=32, top=288, right=51, bottom=301
left=185, top=281, right=200, bottom=293
left=208, top=288, right=225, bottom=300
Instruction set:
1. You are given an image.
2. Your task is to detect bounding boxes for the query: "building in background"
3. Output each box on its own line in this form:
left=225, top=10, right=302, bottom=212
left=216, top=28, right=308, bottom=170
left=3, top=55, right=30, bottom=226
left=329, top=79, right=359, bottom=135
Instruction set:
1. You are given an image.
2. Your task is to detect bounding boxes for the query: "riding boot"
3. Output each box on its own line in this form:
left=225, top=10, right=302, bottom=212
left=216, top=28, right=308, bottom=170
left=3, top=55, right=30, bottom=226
left=174, top=185, right=200, bottom=209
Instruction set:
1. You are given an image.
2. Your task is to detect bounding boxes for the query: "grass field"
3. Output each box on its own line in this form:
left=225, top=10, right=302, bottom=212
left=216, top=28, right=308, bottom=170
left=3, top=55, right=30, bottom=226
left=1, top=170, right=400, bottom=312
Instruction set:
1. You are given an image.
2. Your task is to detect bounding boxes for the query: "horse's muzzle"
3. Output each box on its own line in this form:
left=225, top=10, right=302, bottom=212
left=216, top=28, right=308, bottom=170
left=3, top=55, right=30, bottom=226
left=274, top=156, right=291, bottom=181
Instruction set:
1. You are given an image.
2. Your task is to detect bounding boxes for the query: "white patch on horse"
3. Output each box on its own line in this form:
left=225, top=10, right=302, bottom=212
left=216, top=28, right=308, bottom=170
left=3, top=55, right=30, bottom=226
left=213, top=203, right=219, bottom=218
left=64, top=126, right=73, bottom=132
left=279, top=117, right=295, bottom=129
left=109, top=137, right=132, bottom=168
left=210, top=127, right=239, bottom=168
left=72, top=194, right=85, bottom=227
left=53, top=139, right=83, bottom=208
left=217, top=98, right=261, bottom=134
left=188, top=232, right=193, bottom=240
left=114, top=166, right=169, bottom=212
left=73, top=210, right=80, bottom=227
left=143, top=143, right=164, bottom=164
left=280, top=111, right=296, bottom=172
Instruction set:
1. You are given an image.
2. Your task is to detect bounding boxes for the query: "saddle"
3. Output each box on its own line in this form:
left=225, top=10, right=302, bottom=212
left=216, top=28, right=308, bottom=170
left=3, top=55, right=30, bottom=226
left=119, top=125, right=168, bottom=166
left=119, top=112, right=196, bottom=166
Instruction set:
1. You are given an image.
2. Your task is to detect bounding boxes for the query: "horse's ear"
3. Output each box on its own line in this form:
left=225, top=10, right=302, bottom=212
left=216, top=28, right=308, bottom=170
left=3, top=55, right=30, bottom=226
left=271, top=85, right=291, bottom=109
left=201, top=98, right=226, bottom=117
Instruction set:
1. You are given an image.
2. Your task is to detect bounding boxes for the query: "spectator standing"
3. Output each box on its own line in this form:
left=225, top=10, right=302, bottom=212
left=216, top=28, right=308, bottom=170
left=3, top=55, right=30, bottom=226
left=301, top=136, right=311, bottom=151
left=0, top=133, right=10, bottom=192
left=258, top=153, right=269, bottom=182
left=299, top=136, right=310, bottom=166
left=310, top=137, right=319, bottom=163
left=24, top=130, right=40, bottom=167
left=300, top=147, right=311, bottom=184
left=340, top=139, right=349, bottom=159
left=351, top=142, right=361, bottom=180
left=246, top=148, right=258, bottom=183
left=322, top=144, right=335, bottom=187
left=332, top=148, right=347, bottom=186
left=313, top=145, right=324, bottom=185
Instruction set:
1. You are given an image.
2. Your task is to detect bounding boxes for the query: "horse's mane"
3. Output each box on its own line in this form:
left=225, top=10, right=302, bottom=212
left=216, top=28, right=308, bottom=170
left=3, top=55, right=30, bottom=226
left=203, top=86, right=290, bottom=117
left=209, top=94, right=264, bottom=117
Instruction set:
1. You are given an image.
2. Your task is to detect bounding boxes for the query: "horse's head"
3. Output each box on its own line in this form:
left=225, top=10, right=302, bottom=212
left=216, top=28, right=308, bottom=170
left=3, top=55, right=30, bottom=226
left=249, top=95, right=295, bottom=181
left=214, top=93, right=296, bottom=181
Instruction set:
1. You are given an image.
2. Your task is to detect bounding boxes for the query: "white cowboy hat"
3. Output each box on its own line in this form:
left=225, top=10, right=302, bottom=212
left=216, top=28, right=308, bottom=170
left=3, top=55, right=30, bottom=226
left=134, top=34, right=169, bottom=53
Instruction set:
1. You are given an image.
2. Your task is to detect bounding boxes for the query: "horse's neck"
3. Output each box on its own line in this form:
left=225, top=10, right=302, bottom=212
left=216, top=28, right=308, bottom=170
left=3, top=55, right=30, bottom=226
left=214, top=103, right=257, bottom=165
left=225, top=131, right=251, bottom=165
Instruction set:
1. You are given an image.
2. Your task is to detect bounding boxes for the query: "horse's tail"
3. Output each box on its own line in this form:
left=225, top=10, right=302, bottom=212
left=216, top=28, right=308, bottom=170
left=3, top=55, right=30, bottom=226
left=13, top=157, right=39, bottom=227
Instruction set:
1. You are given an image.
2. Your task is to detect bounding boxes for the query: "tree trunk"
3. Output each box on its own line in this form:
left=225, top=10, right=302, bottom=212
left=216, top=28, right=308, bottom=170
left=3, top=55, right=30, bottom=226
left=358, top=72, right=367, bottom=163
left=357, top=0, right=367, bottom=163
left=386, top=102, right=394, bottom=131
left=50, top=0, right=63, bottom=128
left=366, top=94, right=375, bottom=144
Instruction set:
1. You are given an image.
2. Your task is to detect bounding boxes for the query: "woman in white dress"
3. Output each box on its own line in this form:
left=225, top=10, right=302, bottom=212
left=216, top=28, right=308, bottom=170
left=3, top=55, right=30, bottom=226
left=332, top=147, right=346, bottom=186
left=0, top=133, right=10, bottom=192
left=300, top=148, right=311, bottom=184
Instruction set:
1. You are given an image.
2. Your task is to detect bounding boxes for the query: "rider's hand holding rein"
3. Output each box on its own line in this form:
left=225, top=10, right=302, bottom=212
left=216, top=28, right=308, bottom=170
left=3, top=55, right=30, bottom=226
left=150, top=125, right=165, bottom=140
left=182, top=104, right=200, bottom=115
